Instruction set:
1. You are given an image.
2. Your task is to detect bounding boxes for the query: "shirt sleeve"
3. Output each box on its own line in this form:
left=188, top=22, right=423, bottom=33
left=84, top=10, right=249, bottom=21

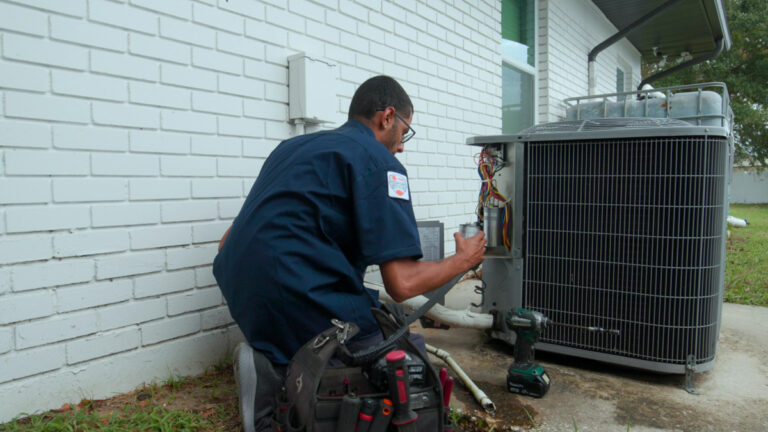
left=352, top=163, right=423, bottom=266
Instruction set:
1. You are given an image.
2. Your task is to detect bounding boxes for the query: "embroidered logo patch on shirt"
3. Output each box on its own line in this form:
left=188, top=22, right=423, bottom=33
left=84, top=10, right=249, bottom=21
left=387, top=171, right=409, bottom=200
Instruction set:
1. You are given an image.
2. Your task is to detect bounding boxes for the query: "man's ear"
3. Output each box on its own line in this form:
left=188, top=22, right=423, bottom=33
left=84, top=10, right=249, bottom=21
left=378, top=106, right=395, bottom=129
left=370, top=107, right=391, bottom=133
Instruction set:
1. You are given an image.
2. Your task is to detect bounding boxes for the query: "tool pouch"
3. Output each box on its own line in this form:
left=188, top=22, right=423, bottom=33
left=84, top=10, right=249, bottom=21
left=272, top=305, right=446, bottom=432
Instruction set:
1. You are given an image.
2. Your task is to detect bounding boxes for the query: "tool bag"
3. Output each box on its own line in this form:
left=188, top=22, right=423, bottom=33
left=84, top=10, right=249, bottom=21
left=271, top=305, right=449, bottom=432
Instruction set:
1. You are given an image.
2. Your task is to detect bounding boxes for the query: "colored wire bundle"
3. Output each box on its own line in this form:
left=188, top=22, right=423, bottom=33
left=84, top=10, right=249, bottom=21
left=475, top=148, right=512, bottom=251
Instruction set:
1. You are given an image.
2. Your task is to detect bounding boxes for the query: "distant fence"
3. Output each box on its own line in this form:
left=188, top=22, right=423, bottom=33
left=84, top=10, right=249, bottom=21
left=730, top=167, right=768, bottom=204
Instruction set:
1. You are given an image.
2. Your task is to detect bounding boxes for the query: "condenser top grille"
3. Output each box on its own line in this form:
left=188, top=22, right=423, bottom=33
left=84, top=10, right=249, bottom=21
left=521, top=118, right=692, bottom=134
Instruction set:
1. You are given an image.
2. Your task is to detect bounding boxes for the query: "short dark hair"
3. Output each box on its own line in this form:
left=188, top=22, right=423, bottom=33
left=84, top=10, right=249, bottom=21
left=348, top=75, right=413, bottom=120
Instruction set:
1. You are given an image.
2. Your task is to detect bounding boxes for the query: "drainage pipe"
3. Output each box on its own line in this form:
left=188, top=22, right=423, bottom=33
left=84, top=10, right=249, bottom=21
left=638, top=38, right=725, bottom=90
left=426, top=343, right=497, bottom=415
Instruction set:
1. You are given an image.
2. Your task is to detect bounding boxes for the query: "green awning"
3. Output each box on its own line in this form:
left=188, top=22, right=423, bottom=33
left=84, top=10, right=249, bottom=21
left=592, top=0, right=731, bottom=62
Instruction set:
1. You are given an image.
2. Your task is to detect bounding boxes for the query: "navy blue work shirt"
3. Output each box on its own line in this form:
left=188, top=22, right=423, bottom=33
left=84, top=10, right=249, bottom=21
left=213, top=120, right=423, bottom=365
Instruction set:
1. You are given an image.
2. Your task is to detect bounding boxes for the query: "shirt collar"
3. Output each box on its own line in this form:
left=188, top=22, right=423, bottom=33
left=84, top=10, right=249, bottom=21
left=340, top=119, right=376, bottom=139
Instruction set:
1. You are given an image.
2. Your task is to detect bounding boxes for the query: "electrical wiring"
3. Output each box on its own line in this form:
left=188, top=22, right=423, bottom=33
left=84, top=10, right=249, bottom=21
left=475, top=147, right=512, bottom=251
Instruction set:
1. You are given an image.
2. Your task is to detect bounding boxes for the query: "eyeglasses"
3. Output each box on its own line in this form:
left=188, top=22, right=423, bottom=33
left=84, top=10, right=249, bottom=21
left=394, top=112, right=416, bottom=143
left=377, top=108, right=416, bottom=143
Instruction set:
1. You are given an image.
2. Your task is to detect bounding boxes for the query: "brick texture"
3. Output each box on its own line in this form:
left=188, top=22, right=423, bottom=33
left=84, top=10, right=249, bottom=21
left=65, top=328, right=140, bottom=364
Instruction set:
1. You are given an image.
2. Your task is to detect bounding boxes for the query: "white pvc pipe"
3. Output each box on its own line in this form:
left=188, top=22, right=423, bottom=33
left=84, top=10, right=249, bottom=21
left=365, top=282, right=497, bottom=414
left=366, top=284, right=494, bottom=330
left=727, top=215, right=748, bottom=227
left=426, top=343, right=497, bottom=415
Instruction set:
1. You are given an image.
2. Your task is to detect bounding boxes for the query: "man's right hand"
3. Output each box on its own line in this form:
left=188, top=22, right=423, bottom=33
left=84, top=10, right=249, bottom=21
left=453, top=231, right=486, bottom=271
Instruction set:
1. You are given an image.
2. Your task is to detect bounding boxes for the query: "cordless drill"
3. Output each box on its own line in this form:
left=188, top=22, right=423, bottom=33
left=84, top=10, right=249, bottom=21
left=505, top=308, right=551, bottom=398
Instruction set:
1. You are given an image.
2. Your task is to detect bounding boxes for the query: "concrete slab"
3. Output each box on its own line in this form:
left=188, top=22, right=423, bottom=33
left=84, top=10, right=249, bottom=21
left=413, top=280, right=768, bottom=432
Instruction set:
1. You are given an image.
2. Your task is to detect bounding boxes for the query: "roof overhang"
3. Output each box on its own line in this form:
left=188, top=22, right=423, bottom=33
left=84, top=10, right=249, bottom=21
left=592, top=0, right=731, bottom=62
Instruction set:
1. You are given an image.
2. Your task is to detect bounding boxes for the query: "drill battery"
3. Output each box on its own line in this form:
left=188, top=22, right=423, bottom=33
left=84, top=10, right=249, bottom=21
left=507, top=362, right=550, bottom=398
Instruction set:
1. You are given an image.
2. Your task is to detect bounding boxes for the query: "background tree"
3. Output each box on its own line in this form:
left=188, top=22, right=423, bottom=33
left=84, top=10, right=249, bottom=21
left=644, top=0, right=768, bottom=168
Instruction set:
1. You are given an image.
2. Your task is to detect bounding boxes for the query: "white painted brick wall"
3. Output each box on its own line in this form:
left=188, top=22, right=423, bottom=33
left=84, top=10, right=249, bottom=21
left=56, top=280, right=134, bottom=313
left=141, top=314, right=201, bottom=346
left=538, top=0, right=641, bottom=122
left=130, top=225, right=191, bottom=250
left=66, top=328, right=140, bottom=364
left=167, top=287, right=221, bottom=316
left=0, top=290, right=56, bottom=325
left=53, top=125, right=129, bottom=152
left=0, top=234, right=52, bottom=264
left=54, top=230, right=129, bottom=258
left=195, top=265, right=217, bottom=288
left=15, top=310, right=99, bottom=350
left=0, top=329, right=12, bottom=355
left=91, top=203, right=160, bottom=227
left=95, top=250, right=165, bottom=280
left=134, top=270, right=196, bottom=298
left=11, top=259, right=94, bottom=292
left=0, top=0, right=513, bottom=421
left=0, top=120, right=51, bottom=149
left=97, top=298, right=166, bottom=331
left=0, top=345, right=65, bottom=384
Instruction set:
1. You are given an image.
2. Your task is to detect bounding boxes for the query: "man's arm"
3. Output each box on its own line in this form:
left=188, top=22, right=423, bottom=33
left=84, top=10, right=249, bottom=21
left=379, top=231, right=486, bottom=303
left=218, top=225, right=232, bottom=251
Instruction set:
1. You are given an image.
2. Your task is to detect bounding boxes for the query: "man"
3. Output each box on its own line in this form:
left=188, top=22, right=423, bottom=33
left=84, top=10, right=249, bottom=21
left=213, top=76, right=485, bottom=431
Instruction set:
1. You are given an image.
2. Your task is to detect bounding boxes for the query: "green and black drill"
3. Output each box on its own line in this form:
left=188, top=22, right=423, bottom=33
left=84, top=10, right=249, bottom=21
left=505, top=308, right=621, bottom=398
left=505, top=308, right=551, bottom=398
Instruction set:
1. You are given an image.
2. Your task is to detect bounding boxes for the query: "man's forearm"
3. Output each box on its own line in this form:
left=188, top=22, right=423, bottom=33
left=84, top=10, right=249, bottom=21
left=380, top=231, right=485, bottom=302
left=379, top=255, right=474, bottom=302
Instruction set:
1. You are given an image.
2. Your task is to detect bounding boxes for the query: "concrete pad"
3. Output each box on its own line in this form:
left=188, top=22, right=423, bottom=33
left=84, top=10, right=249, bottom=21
left=413, top=280, right=768, bottom=431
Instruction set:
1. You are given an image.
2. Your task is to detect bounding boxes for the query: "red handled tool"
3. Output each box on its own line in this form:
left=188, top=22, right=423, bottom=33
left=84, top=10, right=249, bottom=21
left=386, top=350, right=418, bottom=432
left=442, top=376, right=454, bottom=432
left=368, top=398, right=392, bottom=432
left=335, top=393, right=361, bottom=432
left=356, top=398, right=377, bottom=432
left=442, top=377, right=454, bottom=409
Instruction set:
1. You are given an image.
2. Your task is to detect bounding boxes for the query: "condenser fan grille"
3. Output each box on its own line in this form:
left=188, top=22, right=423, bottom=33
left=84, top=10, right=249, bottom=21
left=523, top=136, right=728, bottom=365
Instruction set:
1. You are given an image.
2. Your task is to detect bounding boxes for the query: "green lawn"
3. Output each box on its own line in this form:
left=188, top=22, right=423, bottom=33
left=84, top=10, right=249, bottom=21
left=725, top=204, right=768, bottom=307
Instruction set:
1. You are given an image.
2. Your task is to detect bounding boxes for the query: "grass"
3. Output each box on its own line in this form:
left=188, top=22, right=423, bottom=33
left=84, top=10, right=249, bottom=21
left=725, top=204, right=768, bottom=307
left=0, top=363, right=239, bottom=432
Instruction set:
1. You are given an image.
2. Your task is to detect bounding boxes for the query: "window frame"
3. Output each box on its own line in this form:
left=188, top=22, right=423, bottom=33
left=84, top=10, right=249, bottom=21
left=501, top=0, right=538, bottom=133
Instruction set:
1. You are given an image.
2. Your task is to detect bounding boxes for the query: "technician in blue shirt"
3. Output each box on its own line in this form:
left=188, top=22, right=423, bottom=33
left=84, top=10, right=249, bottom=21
left=213, top=76, right=485, bottom=432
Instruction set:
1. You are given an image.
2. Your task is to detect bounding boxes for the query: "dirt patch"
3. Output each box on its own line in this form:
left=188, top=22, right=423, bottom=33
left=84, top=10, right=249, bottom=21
left=453, top=379, right=540, bottom=431
left=613, top=394, right=717, bottom=432
left=7, top=364, right=240, bottom=431
left=96, top=365, right=238, bottom=424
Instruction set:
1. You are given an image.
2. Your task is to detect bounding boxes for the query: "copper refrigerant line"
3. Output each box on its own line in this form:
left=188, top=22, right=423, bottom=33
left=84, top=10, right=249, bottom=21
left=549, top=321, right=621, bottom=336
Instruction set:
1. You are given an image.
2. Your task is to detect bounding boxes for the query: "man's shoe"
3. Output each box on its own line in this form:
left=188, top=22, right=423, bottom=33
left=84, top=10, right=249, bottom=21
left=233, top=342, right=258, bottom=432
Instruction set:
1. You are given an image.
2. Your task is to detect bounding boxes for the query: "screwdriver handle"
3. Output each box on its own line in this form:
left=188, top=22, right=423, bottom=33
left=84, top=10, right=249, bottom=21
left=386, top=350, right=418, bottom=431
